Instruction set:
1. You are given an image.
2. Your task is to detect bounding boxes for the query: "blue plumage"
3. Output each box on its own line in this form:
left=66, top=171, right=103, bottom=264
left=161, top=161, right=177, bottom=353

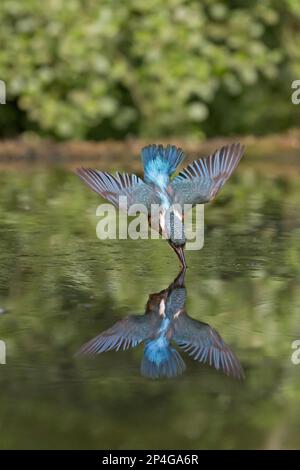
left=141, top=338, right=186, bottom=379
left=141, top=144, right=185, bottom=188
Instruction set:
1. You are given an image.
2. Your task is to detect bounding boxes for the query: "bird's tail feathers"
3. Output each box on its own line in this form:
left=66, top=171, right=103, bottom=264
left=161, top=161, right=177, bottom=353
left=141, top=338, right=186, bottom=379
left=141, top=144, right=185, bottom=186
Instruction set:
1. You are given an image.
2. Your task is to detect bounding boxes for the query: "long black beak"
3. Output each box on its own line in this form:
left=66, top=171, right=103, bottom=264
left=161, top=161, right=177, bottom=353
left=172, top=267, right=186, bottom=288
left=172, top=245, right=187, bottom=269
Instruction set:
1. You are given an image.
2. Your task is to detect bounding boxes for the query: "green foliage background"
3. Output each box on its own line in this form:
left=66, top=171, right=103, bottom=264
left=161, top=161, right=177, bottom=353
left=0, top=0, right=300, bottom=139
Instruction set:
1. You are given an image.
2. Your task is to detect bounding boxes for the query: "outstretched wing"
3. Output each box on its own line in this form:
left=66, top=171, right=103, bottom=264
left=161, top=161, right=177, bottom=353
left=76, top=169, right=157, bottom=212
left=173, top=311, right=244, bottom=379
left=171, top=143, right=244, bottom=207
left=77, top=314, right=159, bottom=355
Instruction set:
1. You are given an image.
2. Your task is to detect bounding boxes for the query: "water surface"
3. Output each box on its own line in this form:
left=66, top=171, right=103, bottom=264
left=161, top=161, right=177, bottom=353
left=0, top=158, right=300, bottom=449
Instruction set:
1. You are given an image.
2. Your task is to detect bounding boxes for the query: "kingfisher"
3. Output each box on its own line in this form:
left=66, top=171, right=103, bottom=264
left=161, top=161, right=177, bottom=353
left=77, top=270, right=244, bottom=380
left=76, top=142, right=244, bottom=268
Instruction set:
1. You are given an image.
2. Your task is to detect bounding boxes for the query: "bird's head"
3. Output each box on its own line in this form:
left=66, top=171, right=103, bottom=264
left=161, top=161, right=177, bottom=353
left=167, top=210, right=185, bottom=243
left=164, top=208, right=186, bottom=267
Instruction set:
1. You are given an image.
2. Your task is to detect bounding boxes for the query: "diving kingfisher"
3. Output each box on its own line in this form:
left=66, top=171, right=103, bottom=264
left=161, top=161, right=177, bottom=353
left=77, top=270, right=244, bottom=380
left=76, top=142, right=244, bottom=268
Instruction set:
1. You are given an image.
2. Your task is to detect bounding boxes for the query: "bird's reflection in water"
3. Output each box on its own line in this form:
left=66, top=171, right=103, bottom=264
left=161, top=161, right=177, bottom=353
left=77, top=270, right=244, bottom=380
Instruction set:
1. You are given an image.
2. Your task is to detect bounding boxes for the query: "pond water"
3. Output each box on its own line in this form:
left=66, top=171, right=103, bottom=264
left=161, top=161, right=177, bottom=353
left=0, top=156, right=300, bottom=449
